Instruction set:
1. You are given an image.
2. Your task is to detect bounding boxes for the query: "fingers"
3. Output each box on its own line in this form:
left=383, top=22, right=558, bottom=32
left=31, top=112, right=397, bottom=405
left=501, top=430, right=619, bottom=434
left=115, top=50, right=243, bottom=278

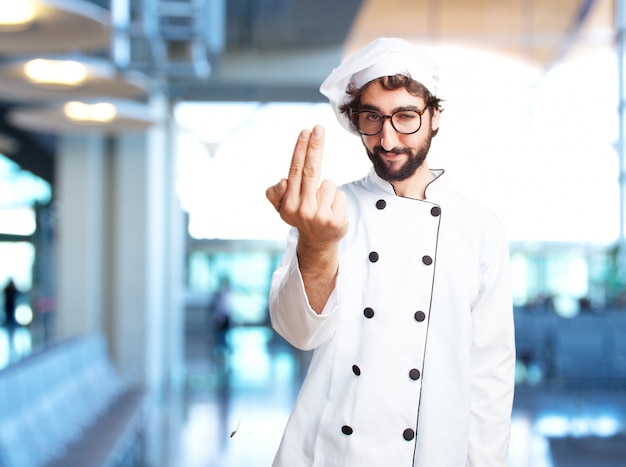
left=317, top=180, right=349, bottom=233
left=284, top=129, right=310, bottom=204
left=268, top=125, right=337, bottom=235
left=300, top=126, right=325, bottom=201
left=330, top=187, right=348, bottom=222
left=285, top=126, right=325, bottom=208
left=316, top=179, right=339, bottom=215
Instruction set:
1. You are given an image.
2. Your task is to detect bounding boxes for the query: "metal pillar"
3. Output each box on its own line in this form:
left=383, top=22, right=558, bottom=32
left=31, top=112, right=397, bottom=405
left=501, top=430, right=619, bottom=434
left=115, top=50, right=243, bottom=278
left=618, top=0, right=625, bottom=245
left=616, top=0, right=626, bottom=280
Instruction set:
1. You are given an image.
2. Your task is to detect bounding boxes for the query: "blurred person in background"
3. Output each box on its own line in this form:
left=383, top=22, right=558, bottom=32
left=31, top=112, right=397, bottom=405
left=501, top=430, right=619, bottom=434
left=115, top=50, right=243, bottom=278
left=3, top=279, right=18, bottom=332
left=209, top=276, right=233, bottom=357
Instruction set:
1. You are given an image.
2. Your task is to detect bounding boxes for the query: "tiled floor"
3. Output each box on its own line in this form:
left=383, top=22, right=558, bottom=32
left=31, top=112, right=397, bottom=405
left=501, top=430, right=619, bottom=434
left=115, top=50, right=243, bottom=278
left=159, top=326, right=626, bottom=467
left=156, top=326, right=306, bottom=467
left=2, top=324, right=626, bottom=466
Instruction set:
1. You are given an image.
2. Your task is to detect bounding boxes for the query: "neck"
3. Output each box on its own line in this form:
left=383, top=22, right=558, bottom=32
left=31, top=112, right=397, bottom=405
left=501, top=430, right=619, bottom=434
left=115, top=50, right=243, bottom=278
left=390, top=164, right=434, bottom=199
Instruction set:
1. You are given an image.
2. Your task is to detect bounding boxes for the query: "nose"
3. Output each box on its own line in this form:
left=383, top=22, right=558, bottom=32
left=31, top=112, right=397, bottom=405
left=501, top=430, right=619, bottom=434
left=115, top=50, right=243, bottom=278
left=380, top=118, right=399, bottom=151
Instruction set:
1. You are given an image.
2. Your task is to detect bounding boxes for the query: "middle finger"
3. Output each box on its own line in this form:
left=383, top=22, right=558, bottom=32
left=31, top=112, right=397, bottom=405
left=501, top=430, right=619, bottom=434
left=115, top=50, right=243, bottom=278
left=285, top=129, right=312, bottom=203
left=300, top=125, right=325, bottom=203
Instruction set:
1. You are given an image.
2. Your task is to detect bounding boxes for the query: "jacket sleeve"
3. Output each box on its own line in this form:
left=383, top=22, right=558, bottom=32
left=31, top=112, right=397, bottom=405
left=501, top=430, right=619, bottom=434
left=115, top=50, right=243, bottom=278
left=268, top=228, right=340, bottom=351
left=468, top=220, right=516, bottom=467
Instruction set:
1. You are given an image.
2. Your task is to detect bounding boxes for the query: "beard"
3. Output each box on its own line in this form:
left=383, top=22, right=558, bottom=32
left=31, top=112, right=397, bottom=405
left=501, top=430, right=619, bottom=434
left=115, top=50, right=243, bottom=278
left=365, top=132, right=433, bottom=182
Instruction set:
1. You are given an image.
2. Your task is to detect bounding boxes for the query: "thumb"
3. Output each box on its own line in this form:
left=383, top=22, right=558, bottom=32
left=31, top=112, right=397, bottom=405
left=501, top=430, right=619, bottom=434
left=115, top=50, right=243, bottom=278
left=266, top=179, right=288, bottom=211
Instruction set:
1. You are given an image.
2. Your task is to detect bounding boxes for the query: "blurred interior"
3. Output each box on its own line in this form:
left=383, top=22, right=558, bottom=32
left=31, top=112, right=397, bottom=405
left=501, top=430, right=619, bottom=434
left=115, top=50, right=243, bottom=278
left=1, top=0, right=626, bottom=466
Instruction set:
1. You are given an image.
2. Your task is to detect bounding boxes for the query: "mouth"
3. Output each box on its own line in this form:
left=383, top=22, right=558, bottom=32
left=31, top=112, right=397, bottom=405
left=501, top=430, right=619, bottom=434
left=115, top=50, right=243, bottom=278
left=377, top=147, right=406, bottom=164
left=381, top=150, right=402, bottom=159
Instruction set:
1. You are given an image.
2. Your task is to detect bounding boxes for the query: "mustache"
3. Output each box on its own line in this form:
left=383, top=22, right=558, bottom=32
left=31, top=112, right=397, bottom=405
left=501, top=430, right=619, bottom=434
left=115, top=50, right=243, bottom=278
left=373, top=146, right=413, bottom=156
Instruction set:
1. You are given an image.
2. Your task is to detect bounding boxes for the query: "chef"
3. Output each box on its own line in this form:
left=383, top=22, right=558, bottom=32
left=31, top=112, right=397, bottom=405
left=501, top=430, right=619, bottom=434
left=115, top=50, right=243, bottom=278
left=266, top=37, right=516, bottom=467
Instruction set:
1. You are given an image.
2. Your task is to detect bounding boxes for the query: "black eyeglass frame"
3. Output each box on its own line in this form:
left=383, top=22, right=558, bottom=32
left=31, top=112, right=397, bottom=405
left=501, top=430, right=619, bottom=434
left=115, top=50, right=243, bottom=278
left=350, top=107, right=429, bottom=136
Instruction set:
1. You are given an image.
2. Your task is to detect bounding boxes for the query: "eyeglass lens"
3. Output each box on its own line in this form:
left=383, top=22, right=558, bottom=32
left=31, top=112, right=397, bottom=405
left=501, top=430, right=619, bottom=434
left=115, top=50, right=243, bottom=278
left=355, top=110, right=422, bottom=135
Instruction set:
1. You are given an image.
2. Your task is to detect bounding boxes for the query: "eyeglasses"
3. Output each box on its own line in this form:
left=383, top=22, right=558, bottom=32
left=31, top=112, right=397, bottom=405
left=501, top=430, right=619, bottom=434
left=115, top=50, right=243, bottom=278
left=351, top=108, right=427, bottom=136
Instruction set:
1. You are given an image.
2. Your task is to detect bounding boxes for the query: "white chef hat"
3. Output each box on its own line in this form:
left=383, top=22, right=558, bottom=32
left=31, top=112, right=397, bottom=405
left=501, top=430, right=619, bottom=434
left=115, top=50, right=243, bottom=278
left=320, top=37, right=440, bottom=135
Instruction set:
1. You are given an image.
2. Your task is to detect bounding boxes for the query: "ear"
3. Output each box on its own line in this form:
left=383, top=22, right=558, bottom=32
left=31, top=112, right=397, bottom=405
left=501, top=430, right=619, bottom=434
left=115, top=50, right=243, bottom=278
left=430, top=108, right=441, bottom=132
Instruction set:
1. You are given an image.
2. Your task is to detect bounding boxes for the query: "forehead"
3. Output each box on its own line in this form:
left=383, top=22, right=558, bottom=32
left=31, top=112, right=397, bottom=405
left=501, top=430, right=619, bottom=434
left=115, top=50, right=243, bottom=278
left=359, top=80, right=426, bottom=110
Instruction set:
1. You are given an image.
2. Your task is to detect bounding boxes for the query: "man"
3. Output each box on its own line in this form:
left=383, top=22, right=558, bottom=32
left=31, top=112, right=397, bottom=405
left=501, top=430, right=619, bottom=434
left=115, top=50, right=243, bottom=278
left=3, top=279, right=18, bottom=330
left=266, top=37, right=515, bottom=467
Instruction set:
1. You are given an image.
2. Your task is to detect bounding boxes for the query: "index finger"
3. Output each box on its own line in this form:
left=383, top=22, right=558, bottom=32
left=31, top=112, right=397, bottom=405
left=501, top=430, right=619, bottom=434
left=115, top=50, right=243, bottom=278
left=285, top=129, right=311, bottom=201
left=285, top=125, right=325, bottom=202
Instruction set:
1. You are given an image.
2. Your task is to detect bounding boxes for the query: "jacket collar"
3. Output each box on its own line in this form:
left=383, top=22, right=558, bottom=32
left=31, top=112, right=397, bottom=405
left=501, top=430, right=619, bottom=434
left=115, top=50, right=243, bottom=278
left=366, top=168, right=449, bottom=203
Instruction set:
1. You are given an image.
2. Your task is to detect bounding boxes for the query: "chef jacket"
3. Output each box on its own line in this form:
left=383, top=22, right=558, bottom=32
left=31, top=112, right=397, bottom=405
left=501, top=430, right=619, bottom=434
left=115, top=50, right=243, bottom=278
left=269, top=168, right=516, bottom=467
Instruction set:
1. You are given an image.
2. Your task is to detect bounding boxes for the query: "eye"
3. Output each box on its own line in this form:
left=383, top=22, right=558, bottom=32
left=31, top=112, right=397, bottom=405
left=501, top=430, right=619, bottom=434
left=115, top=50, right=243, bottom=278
left=364, top=112, right=382, bottom=122
left=395, top=111, right=418, bottom=121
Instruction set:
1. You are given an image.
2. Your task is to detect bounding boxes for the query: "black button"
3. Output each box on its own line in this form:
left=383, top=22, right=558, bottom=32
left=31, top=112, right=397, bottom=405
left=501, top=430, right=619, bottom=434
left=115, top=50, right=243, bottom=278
left=414, top=310, right=426, bottom=322
left=409, top=368, right=421, bottom=380
left=422, top=255, right=433, bottom=265
left=376, top=199, right=387, bottom=210
left=352, top=365, right=361, bottom=376
left=403, top=428, right=415, bottom=441
left=364, top=307, right=375, bottom=319
left=431, top=206, right=441, bottom=217
left=369, top=252, right=379, bottom=263
left=342, top=425, right=353, bottom=435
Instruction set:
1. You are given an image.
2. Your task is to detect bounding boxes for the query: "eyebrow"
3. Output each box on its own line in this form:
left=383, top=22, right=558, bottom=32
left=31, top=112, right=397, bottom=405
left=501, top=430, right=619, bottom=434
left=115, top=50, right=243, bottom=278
left=359, top=104, right=423, bottom=113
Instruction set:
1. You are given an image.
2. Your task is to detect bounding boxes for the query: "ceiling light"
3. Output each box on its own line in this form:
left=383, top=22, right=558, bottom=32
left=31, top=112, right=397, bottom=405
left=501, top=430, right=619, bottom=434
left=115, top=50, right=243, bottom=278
left=63, top=101, right=117, bottom=123
left=0, top=58, right=149, bottom=101
left=0, top=0, right=36, bottom=31
left=8, top=99, right=156, bottom=133
left=24, top=59, right=88, bottom=88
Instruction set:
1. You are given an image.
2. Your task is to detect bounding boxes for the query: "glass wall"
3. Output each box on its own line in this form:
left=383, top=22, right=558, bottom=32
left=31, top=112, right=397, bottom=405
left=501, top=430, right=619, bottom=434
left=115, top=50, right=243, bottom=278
left=0, top=153, right=52, bottom=365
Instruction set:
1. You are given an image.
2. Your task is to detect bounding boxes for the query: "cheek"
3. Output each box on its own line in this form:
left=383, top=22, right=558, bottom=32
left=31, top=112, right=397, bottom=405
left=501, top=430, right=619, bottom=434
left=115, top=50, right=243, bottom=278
left=402, top=134, right=423, bottom=149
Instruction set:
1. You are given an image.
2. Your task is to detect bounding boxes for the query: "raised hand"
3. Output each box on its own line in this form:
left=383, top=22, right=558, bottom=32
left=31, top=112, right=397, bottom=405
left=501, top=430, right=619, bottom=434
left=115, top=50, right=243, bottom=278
left=266, top=125, right=348, bottom=246
left=266, top=125, right=348, bottom=313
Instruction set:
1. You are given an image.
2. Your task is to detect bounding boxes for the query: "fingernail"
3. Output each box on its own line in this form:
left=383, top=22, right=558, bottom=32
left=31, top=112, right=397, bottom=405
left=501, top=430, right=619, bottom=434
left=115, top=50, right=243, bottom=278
left=300, top=129, right=310, bottom=140
left=312, top=126, right=322, bottom=139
